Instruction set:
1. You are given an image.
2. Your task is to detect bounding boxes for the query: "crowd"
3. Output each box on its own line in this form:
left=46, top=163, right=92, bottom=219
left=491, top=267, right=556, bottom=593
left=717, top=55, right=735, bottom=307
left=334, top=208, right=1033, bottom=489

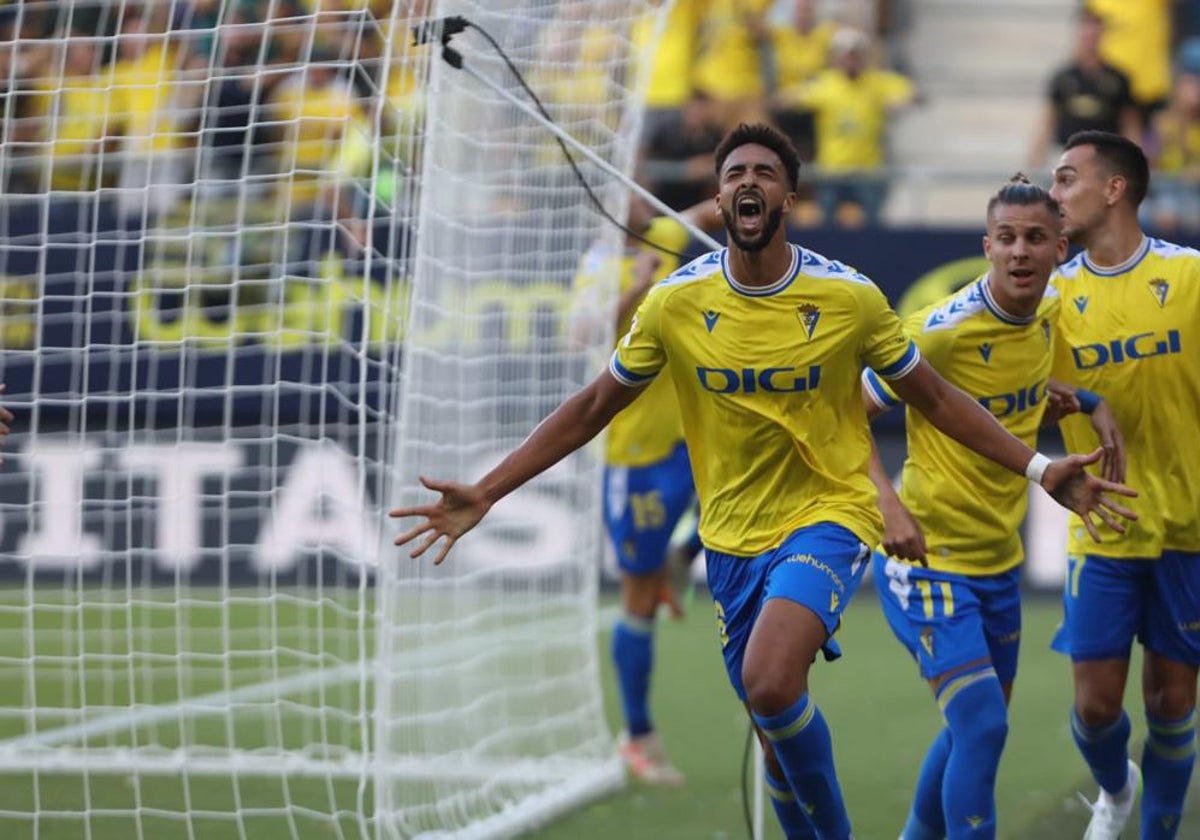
left=1, top=0, right=1200, bottom=236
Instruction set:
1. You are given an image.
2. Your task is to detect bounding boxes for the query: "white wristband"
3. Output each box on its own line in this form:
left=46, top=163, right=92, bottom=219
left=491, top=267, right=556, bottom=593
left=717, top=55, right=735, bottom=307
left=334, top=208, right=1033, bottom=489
left=1025, top=452, right=1052, bottom=486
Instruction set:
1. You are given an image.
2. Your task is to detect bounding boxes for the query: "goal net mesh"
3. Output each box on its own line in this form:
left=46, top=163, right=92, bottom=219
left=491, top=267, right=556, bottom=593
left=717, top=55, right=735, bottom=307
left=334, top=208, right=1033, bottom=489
left=0, top=1, right=666, bottom=837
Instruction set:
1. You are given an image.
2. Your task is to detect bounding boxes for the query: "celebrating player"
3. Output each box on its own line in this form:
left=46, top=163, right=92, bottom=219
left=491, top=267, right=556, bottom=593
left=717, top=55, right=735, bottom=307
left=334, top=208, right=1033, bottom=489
left=864, top=175, right=1123, bottom=840
left=1048, top=130, right=1200, bottom=840
left=390, top=124, right=1136, bottom=840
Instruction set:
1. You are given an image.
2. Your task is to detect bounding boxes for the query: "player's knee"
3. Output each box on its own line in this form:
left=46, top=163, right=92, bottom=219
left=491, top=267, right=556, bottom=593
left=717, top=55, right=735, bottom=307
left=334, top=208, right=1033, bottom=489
left=742, top=667, right=805, bottom=717
left=1075, top=696, right=1125, bottom=729
left=1144, top=682, right=1197, bottom=721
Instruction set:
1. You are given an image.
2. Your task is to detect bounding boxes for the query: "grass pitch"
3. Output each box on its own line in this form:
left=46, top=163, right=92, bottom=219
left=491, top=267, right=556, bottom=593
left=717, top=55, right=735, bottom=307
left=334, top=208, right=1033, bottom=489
left=536, top=591, right=1177, bottom=840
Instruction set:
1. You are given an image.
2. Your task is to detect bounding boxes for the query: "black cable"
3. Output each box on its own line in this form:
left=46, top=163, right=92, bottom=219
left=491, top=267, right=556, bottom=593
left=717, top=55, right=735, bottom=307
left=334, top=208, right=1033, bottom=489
left=413, top=16, right=693, bottom=261
left=741, top=721, right=755, bottom=839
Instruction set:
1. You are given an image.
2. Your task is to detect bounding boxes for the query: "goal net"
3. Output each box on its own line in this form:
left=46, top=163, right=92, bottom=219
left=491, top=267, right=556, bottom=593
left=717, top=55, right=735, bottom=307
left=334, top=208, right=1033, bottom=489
left=0, top=1, right=666, bottom=837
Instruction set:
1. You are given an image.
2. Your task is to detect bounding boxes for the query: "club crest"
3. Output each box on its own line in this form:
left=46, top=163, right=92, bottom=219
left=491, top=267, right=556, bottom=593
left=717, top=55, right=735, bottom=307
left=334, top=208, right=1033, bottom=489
left=796, top=302, right=821, bottom=340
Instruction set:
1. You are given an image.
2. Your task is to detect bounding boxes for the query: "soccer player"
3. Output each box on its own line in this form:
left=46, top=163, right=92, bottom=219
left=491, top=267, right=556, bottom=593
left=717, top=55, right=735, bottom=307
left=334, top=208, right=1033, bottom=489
left=570, top=197, right=702, bottom=785
left=863, top=176, right=1123, bottom=840
left=1048, top=130, right=1200, bottom=840
left=391, top=123, right=1136, bottom=840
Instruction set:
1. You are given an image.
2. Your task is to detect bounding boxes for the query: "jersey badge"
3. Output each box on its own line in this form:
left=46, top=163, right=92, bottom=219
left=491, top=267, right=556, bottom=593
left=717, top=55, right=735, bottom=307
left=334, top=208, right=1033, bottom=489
left=796, top=302, right=821, bottom=340
left=1149, top=278, right=1169, bottom=308
left=1073, top=295, right=1089, bottom=314
left=978, top=342, right=994, bottom=363
left=703, top=310, right=720, bottom=333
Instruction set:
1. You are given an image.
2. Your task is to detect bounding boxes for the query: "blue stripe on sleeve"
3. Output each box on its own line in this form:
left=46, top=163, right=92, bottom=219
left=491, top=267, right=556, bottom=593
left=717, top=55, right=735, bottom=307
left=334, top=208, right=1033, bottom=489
left=875, top=341, right=921, bottom=380
left=862, top=368, right=900, bottom=409
left=608, top=352, right=657, bottom=387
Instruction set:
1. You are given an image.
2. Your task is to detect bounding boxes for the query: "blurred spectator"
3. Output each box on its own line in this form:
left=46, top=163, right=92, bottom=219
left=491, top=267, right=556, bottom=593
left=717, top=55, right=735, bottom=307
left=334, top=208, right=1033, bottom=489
left=200, top=7, right=290, bottom=185
left=31, top=31, right=119, bottom=193
left=691, top=0, right=774, bottom=128
left=774, top=26, right=915, bottom=227
left=110, top=5, right=204, bottom=218
left=1141, top=39, right=1200, bottom=233
left=1026, top=8, right=1140, bottom=169
left=267, top=54, right=371, bottom=221
left=633, top=0, right=700, bottom=139
left=766, top=0, right=836, bottom=161
left=638, top=89, right=724, bottom=211
left=1088, top=0, right=1172, bottom=122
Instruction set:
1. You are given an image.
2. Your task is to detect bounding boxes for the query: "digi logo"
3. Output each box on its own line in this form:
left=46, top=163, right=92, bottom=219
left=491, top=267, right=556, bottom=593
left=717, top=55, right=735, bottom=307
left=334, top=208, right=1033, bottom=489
left=1071, top=330, right=1182, bottom=370
left=696, top=365, right=821, bottom=394
left=977, top=381, right=1045, bottom=418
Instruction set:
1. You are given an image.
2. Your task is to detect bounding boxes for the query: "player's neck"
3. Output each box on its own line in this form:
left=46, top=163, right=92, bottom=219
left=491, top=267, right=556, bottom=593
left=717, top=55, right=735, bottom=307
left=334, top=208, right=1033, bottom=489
left=725, top=239, right=794, bottom=288
left=1083, top=218, right=1146, bottom=269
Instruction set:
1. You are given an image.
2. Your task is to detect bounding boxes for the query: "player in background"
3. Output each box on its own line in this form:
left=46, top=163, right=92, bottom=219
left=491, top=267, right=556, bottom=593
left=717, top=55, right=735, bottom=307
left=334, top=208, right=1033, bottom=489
left=569, top=196, right=711, bottom=785
left=863, top=176, right=1124, bottom=840
left=1048, top=130, right=1200, bottom=840
left=391, top=123, right=1136, bottom=840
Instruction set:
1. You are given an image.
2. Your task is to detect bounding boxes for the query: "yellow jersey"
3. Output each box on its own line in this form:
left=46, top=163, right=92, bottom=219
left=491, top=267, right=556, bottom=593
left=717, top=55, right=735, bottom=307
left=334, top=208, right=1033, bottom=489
left=691, top=0, right=774, bottom=100
left=794, top=68, right=914, bottom=171
left=771, top=20, right=836, bottom=91
left=612, top=245, right=919, bottom=556
left=1090, top=0, right=1171, bottom=106
left=864, top=276, right=1060, bottom=575
left=633, top=0, right=698, bottom=110
left=575, top=218, right=690, bottom=467
left=1052, top=237, right=1200, bottom=558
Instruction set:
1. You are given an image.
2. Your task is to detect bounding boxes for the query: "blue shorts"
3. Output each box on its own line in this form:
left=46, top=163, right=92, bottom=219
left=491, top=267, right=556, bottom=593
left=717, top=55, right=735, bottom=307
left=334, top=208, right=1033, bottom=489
left=706, top=522, right=870, bottom=701
left=1051, top=551, right=1200, bottom=665
left=603, top=442, right=695, bottom=576
left=873, top=553, right=1023, bottom=683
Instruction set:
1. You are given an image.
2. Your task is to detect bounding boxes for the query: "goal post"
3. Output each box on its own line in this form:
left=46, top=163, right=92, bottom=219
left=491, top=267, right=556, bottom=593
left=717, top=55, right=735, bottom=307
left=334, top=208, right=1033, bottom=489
left=0, top=1, right=670, bottom=837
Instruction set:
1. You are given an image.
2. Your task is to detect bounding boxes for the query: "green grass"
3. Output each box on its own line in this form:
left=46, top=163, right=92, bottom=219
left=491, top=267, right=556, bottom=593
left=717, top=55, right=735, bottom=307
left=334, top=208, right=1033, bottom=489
left=533, top=591, right=1175, bottom=840
left=0, top=589, right=1188, bottom=839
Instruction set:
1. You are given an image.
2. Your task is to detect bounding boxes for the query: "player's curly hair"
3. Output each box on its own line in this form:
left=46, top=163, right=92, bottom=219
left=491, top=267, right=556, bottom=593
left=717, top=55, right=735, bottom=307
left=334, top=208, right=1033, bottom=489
left=986, top=172, right=1061, bottom=226
left=713, top=123, right=801, bottom=192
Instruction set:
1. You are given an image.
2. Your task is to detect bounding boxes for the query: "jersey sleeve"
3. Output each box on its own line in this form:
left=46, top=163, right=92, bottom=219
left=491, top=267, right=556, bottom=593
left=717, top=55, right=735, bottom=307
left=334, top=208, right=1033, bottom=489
left=860, top=284, right=921, bottom=382
left=862, top=306, right=948, bottom=409
left=610, top=283, right=668, bottom=387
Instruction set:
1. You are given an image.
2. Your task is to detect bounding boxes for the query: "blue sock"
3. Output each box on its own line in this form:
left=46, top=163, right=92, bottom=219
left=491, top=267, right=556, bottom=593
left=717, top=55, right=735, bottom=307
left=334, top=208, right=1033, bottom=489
left=1141, top=710, right=1196, bottom=840
left=765, top=765, right=818, bottom=839
left=938, top=669, right=1008, bottom=839
left=1072, top=707, right=1131, bottom=794
left=902, top=728, right=951, bottom=840
left=611, top=613, right=654, bottom=737
left=753, top=693, right=852, bottom=840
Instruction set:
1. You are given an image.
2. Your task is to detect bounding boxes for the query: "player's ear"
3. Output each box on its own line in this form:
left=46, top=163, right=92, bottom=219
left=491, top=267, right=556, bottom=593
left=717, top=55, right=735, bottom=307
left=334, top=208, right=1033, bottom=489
left=1056, top=235, right=1068, bottom=262
left=982, top=233, right=992, bottom=260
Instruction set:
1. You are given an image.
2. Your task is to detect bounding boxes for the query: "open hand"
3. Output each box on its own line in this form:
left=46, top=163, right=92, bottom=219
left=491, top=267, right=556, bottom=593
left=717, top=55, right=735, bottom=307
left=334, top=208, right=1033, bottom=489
left=388, top=476, right=492, bottom=565
left=1041, top=448, right=1137, bottom=542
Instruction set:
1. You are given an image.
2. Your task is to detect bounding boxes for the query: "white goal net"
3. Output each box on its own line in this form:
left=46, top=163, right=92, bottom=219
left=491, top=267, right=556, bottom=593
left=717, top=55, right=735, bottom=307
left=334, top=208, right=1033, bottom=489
left=0, top=1, right=666, bottom=837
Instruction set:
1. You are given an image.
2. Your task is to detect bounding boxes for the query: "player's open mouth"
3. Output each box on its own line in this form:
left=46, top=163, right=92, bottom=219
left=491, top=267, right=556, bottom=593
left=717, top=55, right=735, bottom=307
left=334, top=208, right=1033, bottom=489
left=736, top=194, right=764, bottom=231
left=1010, top=267, right=1034, bottom=282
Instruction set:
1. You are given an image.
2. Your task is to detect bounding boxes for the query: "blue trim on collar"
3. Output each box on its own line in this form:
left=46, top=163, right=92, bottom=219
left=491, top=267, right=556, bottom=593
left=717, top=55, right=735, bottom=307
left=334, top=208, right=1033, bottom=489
left=723, top=245, right=801, bottom=297
left=1082, top=236, right=1150, bottom=276
left=979, top=276, right=1036, bottom=326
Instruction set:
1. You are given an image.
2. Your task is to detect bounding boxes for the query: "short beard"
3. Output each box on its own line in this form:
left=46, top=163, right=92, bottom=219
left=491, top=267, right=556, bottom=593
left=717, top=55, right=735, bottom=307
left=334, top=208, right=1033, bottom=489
left=721, top=205, right=785, bottom=253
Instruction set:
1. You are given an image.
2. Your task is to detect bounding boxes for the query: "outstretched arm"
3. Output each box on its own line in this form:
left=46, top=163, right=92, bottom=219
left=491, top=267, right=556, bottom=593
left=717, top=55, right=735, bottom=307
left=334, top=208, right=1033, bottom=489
left=390, top=370, right=643, bottom=564
left=888, top=359, right=1136, bottom=540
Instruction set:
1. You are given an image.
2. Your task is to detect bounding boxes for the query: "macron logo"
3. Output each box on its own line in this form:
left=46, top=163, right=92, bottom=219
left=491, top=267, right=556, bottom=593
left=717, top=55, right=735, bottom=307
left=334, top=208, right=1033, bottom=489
left=1073, top=295, right=1089, bottom=314
left=978, top=343, right=993, bottom=363
left=703, top=310, right=720, bottom=333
